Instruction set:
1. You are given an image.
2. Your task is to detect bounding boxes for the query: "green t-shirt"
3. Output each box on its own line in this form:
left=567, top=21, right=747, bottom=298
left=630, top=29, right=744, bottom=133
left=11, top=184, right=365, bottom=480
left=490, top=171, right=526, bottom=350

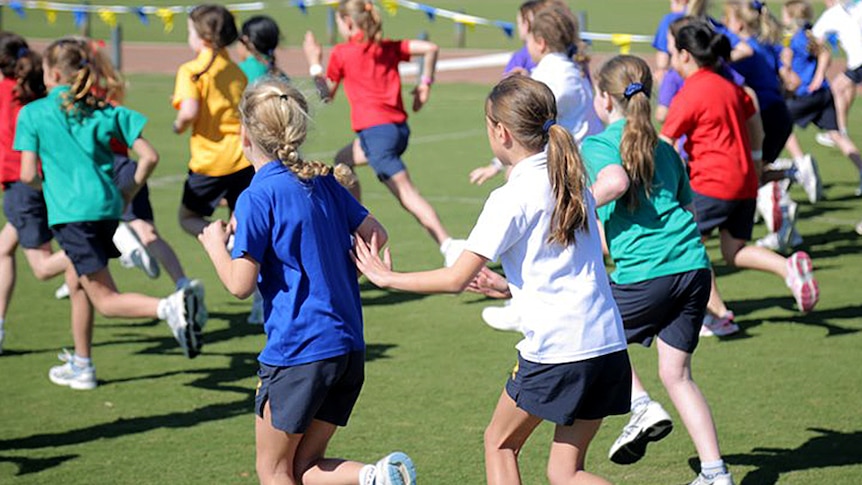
left=13, top=86, right=147, bottom=226
left=239, top=56, right=270, bottom=84
left=582, top=119, right=710, bottom=284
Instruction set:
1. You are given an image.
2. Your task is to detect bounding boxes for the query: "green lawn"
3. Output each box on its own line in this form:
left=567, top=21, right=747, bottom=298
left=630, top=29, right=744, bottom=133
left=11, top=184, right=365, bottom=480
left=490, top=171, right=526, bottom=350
left=0, top=71, right=861, bottom=484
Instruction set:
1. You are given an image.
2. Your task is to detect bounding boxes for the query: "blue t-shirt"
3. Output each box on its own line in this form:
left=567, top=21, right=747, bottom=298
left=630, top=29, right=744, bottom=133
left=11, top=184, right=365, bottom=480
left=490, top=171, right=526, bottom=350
left=789, top=29, right=830, bottom=96
left=653, top=11, right=685, bottom=53
left=727, top=33, right=784, bottom=109
left=232, top=161, right=369, bottom=367
left=504, top=45, right=536, bottom=75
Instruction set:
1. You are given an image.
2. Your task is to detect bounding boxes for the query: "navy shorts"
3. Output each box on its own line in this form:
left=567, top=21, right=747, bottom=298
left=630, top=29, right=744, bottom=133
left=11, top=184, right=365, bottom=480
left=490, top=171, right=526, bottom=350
left=845, top=64, right=862, bottom=84
left=692, top=192, right=756, bottom=241
left=787, top=88, right=839, bottom=131
left=255, top=350, right=365, bottom=434
left=112, top=155, right=154, bottom=222
left=505, top=350, right=631, bottom=425
left=611, top=269, right=711, bottom=354
left=52, top=220, right=120, bottom=276
left=2, top=182, right=52, bottom=249
left=357, top=123, right=410, bottom=181
left=182, top=166, right=255, bottom=217
left=760, top=101, right=794, bottom=164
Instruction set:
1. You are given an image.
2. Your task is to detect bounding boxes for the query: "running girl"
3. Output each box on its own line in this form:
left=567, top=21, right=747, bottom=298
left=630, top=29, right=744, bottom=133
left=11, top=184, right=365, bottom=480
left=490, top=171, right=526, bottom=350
left=238, top=15, right=287, bottom=83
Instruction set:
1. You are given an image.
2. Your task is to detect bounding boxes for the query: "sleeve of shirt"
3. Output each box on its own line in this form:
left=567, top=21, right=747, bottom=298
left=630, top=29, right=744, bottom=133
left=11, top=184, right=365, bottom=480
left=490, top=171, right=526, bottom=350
left=231, top=189, right=270, bottom=264
left=326, top=48, right=344, bottom=85
left=658, top=71, right=683, bottom=107
left=398, top=39, right=412, bottom=63
left=330, top=175, right=369, bottom=231
left=661, top=94, right=694, bottom=141
left=652, top=15, right=670, bottom=52
left=172, top=63, right=200, bottom=110
left=11, top=105, right=37, bottom=153
left=464, top=189, right=526, bottom=263
left=811, top=10, right=834, bottom=40
left=739, top=87, right=757, bottom=119
left=662, top=142, right=693, bottom=206
left=581, top=135, right=621, bottom=185
left=113, top=107, right=148, bottom=146
left=504, top=45, right=530, bottom=74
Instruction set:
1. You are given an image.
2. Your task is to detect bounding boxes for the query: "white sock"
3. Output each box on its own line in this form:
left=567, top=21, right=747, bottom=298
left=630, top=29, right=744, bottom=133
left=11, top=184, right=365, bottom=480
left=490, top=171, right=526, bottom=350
left=157, top=298, right=169, bottom=320
left=701, top=459, right=727, bottom=478
left=73, top=354, right=92, bottom=368
left=358, top=464, right=376, bottom=485
left=630, top=391, right=650, bottom=412
left=439, top=237, right=453, bottom=254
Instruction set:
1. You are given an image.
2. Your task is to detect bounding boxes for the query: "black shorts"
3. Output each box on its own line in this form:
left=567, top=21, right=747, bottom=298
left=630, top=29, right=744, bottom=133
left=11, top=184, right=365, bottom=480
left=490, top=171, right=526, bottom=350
left=505, top=350, right=631, bottom=425
left=760, top=101, right=794, bottom=164
left=787, top=88, right=839, bottom=131
left=112, top=155, right=154, bottom=222
left=181, top=166, right=255, bottom=217
left=52, top=220, right=120, bottom=276
left=255, top=351, right=365, bottom=434
left=845, top=64, right=862, bottom=84
left=611, top=269, right=711, bottom=353
left=693, top=192, right=756, bottom=241
left=2, top=182, right=52, bottom=249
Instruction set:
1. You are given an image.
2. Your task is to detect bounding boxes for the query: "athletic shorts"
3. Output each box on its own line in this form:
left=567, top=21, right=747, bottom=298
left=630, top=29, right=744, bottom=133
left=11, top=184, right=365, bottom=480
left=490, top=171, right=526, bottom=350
left=611, top=269, right=711, bottom=353
left=181, top=166, right=255, bottom=217
left=787, top=88, right=839, bottom=131
left=2, top=182, right=52, bottom=249
left=692, top=192, right=756, bottom=241
left=760, top=101, right=794, bottom=164
left=255, top=350, right=365, bottom=434
left=112, top=155, right=154, bottom=222
left=505, top=350, right=631, bottom=425
left=845, top=64, right=862, bottom=84
left=52, top=220, right=120, bottom=276
left=357, top=123, right=409, bottom=181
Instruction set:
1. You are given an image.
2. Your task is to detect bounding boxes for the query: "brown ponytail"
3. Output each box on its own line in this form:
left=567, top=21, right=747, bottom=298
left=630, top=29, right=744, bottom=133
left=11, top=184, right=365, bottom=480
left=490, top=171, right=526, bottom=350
left=338, top=0, right=383, bottom=43
left=44, top=38, right=108, bottom=115
left=0, top=32, right=45, bottom=104
left=188, top=4, right=239, bottom=81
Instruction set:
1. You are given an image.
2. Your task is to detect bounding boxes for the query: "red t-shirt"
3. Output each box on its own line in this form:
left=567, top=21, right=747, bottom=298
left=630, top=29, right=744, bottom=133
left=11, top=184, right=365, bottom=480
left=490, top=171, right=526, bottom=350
left=661, top=69, right=759, bottom=201
left=326, top=34, right=411, bottom=132
left=0, top=78, right=23, bottom=184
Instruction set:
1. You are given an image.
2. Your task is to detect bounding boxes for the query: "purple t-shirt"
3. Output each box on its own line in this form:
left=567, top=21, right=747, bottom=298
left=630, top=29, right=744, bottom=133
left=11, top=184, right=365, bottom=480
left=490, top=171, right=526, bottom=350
left=504, top=45, right=536, bottom=74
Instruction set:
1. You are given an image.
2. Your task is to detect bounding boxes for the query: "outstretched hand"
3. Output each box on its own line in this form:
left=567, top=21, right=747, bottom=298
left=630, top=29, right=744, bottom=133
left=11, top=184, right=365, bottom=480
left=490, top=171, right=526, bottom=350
left=466, top=266, right=511, bottom=299
left=411, top=84, right=431, bottom=112
left=469, top=164, right=501, bottom=185
left=303, top=30, right=323, bottom=65
left=353, top=232, right=393, bottom=288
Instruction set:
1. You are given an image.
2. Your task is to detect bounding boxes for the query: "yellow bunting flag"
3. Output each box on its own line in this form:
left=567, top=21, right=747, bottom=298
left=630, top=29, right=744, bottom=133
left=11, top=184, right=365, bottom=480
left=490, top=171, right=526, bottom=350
left=611, top=33, right=633, bottom=54
left=156, top=8, right=175, bottom=33
left=453, top=15, right=477, bottom=31
left=98, top=9, right=117, bottom=28
left=381, top=0, right=398, bottom=16
left=35, top=1, right=57, bottom=24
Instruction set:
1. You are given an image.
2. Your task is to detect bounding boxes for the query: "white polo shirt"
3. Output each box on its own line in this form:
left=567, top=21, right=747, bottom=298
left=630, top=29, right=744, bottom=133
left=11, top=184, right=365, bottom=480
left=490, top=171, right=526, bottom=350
left=813, top=4, right=862, bottom=70
left=530, top=53, right=603, bottom=145
left=465, top=151, right=626, bottom=364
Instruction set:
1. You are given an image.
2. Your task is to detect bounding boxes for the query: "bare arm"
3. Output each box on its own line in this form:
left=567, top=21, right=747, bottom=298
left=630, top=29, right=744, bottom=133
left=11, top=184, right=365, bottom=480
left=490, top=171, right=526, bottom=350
left=303, top=31, right=338, bottom=102
left=199, top=220, right=259, bottom=299
left=408, top=39, right=439, bottom=112
left=19, top=151, right=41, bottom=190
left=125, top=137, right=159, bottom=203
left=590, top=165, right=630, bottom=208
left=809, top=43, right=832, bottom=93
left=173, top=99, right=199, bottom=134
left=730, top=41, right=753, bottom=62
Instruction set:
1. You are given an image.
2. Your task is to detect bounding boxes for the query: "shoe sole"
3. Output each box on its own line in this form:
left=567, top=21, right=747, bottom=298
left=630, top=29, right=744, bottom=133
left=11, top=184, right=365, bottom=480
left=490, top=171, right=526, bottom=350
left=184, top=289, right=203, bottom=359
left=790, top=252, right=819, bottom=313
left=49, top=373, right=97, bottom=390
left=380, top=452, right=416, bottom=485
left=609, top=420, right=673, bottom=465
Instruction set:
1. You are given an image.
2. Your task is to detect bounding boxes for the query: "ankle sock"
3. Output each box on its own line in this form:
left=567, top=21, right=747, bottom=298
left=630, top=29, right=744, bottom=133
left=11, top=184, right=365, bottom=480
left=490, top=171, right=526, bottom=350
left=701, top=459, right=727, bottom=478
left=73, top=354, right=92, bottom=368
left=358, top=464, right=376, bottom=485
left=157, top=298, right=169, bottom=320
left=630, top=392, right=650, bottom=413
left=439, top=237, right=453, bottom=254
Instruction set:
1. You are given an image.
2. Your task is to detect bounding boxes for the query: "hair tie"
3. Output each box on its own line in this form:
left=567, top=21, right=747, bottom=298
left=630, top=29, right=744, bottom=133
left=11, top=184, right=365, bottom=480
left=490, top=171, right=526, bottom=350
left=279, top=94, right=289, bottom=100
left=79, top=58, right=90, bottom=69
left=364, top=1, right=373, bottom=12
left=542, top=119, right=556, bottom=133
left=15, top=47, right=28, bottom=60
left=803, top=22, right=813, bottom=31
left=750, top=0, right=764, bottom=13
left=624, top=82, right=645, bottom=100
left=565, top=44, right=578, bottom=58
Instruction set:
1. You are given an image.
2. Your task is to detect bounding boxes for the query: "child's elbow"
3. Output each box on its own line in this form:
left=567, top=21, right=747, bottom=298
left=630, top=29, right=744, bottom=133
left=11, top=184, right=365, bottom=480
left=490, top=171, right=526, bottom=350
left=230, top=285, right=256, bottom=300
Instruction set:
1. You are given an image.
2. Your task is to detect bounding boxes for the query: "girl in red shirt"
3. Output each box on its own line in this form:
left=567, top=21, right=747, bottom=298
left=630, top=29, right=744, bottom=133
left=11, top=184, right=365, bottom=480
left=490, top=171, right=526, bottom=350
left=303, top=0, right=464, bottom=266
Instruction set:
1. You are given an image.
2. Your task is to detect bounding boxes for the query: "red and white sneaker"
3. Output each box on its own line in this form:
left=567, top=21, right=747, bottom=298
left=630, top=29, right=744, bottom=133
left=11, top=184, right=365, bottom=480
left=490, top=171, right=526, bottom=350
left=786, top=251, right=819, bottom=313
left=699, top=311, right=739, bottom=337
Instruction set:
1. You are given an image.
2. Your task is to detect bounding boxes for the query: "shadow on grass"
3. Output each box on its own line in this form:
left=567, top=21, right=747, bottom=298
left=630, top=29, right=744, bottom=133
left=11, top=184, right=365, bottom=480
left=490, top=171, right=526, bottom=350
left=734, top=300, right=861, bottom=337
left=0, top=453, right=78, bottom=476
left=689, top=428, right=862, bottom=484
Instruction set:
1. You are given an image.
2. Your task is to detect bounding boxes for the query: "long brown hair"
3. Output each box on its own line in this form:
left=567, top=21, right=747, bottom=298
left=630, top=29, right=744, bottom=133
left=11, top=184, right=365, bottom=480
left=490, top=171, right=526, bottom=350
left=338, top=0, right=383, bottom=43
left=485, top=76, right=589, bottom=246
left=597, top=55, right=656, bottom=210
left=44, top=38, right=108, bottom=115
left=0, top=32, right=45, bottom=104
left=784, top=0, right=819, bottom=56
left=188, top=4, right=239, bottom=81
left=529, top=3, right=589, bottom=67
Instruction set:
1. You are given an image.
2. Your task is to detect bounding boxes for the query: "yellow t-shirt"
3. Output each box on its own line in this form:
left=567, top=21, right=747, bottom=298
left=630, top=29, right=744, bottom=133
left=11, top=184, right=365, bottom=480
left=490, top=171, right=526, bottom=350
left=173, top=48, right=250, bottom=177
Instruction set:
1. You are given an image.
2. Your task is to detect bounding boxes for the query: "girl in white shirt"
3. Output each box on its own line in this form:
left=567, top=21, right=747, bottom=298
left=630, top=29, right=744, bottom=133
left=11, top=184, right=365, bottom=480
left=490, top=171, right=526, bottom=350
left=355, top=75, right=630, bottom=485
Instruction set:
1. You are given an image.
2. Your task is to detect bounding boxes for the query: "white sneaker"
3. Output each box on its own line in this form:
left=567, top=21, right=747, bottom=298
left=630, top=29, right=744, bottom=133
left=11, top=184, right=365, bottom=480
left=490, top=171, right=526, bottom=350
left=689, top=472, right=735, bottom=485
left=373, top=452, right=416, bottom=485
left=55, top=282, right=70, bottom=300
left=181, top=279, right=208, bottom=330
left=793, top=154, right=823, bottom=204
left=764, top=158, right=795, bottom=171
left=700, top=311, right=739, bottom=337
left=440, top=238, right=467, bottom=267
left=815, top=131, right=837, bottom=148
left=248, top=289, right=264, bottom=324
left=48, top=350, right=96, bottom=390
left=481, top=301, right=521, bottom=332
left=786, top=251, right=819, bottom=313
left=609, top=400, right=673, bottom=465
left=756, top=181, right=781, bottom=234
left=163, top=287, right=203, bottom=358
left=756, top=229, right=803, bottom=253
left=114, top=222, right=160, bottom=279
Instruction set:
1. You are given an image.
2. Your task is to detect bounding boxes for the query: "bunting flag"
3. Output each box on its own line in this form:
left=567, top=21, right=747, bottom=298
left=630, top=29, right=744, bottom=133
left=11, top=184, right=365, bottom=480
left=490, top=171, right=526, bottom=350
left=611, top=33, right=632, bottom=55
left=418, top=4, right=435, bottom=21
left=10, top=1, right=26, bottom=18
left=133, top=7, right=148, bottom=25
left=98, top=8, right=117, bottom=28
left=73, top=8, right=87, bottom=28
left=381, top=0, right=398, bottom=16
left=155, top=8, right=174, bottom=33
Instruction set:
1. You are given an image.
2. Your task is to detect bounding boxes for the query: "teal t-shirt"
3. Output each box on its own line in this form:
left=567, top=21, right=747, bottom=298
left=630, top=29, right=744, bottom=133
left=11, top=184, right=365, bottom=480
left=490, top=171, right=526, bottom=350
left=239, top=56, right=270, bottom=84
left=582, top=119, right=710, bottom=284
left=13, top=86, right=147, bottom=226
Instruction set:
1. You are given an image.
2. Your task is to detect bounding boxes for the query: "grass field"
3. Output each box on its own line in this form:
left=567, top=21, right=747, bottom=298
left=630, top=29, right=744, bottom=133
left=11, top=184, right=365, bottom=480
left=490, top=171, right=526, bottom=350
left=2, top=1, right=862, bottom=483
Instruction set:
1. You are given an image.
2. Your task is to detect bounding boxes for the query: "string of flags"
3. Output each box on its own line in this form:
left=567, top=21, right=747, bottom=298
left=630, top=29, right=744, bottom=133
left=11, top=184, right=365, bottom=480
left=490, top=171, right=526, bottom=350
left=2, top=0, right=653, bottom=51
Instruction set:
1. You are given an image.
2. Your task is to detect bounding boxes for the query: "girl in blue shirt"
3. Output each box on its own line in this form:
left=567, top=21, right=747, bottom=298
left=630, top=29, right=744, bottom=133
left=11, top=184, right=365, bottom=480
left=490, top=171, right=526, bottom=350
left=199, top=77, right=416, bottom=485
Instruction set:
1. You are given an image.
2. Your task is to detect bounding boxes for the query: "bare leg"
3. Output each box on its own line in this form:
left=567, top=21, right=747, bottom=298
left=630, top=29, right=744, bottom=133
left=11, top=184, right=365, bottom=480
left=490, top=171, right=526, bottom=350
left=547, top=420, right=611, bottom=485
left=830, top=73, right=856, bottom=135
left=129, top=219, right=186, bottom=284
left=78, top=267, right=160, bottom=319
left=256, top=401, right=301, bottom=485
left=784, top=132, right=805, bottom=161
left=484, top=390, right=543, bottom=485
left=719, top=230, right=787, bottom=280
left=178, top=205, right=210, bottom=237
left=22, top=244, right=68, bottom=281
left=65, top=265, right=94, bottom=359
left=295, top=419, right=367, bottom=484
left=829, top=131, right=862, bottom=174
left=656, top=338, right=722, bottom=463
left=0, top=224, right=18, bottom=320
left=383, top=170, right=451, bottom=245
